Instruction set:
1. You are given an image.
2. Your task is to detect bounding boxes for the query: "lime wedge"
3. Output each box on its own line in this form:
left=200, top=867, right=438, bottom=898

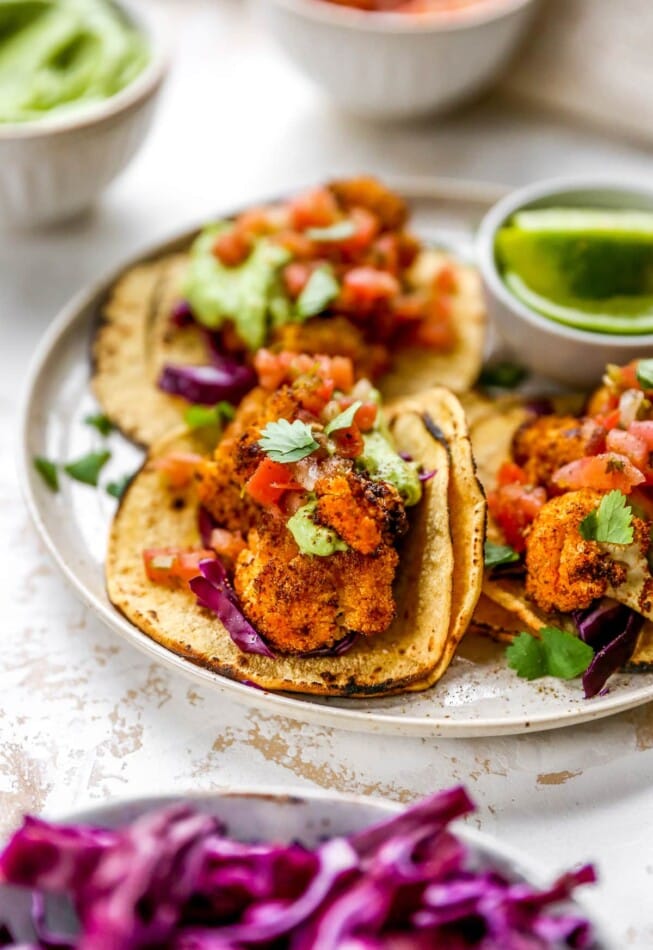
left=496, top=208, right=653, bottom=301
left=504, top=271, right=653, bottom=336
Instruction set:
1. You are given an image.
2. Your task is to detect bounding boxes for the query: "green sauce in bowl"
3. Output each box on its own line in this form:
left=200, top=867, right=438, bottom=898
left=0, top=0, right=150, bottom=124
left=495, top=208, right=653, bottom=335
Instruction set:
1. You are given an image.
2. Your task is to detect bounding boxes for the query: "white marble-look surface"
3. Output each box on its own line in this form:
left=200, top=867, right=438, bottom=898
left=1, top=1, right=652, bottom=944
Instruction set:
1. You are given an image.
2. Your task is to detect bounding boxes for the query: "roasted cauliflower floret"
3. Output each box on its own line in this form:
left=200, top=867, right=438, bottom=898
left=234, top=515, right=397, bottom=653
left=513, top=415, right=605, bottom=489
left=525, top=490, right=628, bottom=613
left=330, top=176, right=408, bottom=230
left=271, top=316, right=390, bottom=380
left=314, top=471, right=407, bottom=554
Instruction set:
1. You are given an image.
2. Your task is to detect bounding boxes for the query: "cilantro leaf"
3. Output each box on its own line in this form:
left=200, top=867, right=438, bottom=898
left=64, top=450, right=111, bottom=487
left=636, top=358, right=653, bottom=390
left=507, top=627, right=594, bottom=682
left=258, top=418, right=318, bottom=463
left=184, top=401, right=235, bottom=431
left=325, top=401, right=362, bottom=436
left=579, top=490, right=633, bottom=544
left=484, top=539, right=520, bottom=569
left=506, top=633, right=547, bottom=680
left=84, top=413, right=114, bottom=437
left=540, top=626, right=594, bottom=679
left=479, top=361, right=528, bottom=389
left=305, top=221, right=356, bottom=242
left=106, top=475, right=132, bottom=500
left=296, top=265, right=339, bottom=319
left=33, top=456, right=59, bottom=492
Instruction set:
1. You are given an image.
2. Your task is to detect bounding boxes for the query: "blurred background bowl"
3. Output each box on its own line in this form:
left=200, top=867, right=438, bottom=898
left=0, top=0, right=169, bottom=230
left=476, top=177, right=653, bottom=388
left=262, top=0, right=538, bottom=120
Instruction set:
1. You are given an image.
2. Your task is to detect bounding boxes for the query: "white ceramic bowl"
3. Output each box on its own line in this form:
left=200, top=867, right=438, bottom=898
left=477, top=177, right=653, bottom=388
left=0, top=788, right=612, bottom=946
left=0, top=0, right=169, bottom=229
left=262, top=0, right=538, bottom=120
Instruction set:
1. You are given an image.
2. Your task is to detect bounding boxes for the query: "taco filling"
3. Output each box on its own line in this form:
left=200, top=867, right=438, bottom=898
left=477, top=359, right=653, bottom=695
left=92, top=177, right=485, bottom=446
left=107, top=353, right=485, bottom=695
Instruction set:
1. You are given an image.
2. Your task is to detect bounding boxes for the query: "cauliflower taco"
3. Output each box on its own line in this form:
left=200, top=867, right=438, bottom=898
left=466, top=362, right=653, bottom=697
left=107, top=353, right=485, bottom=695
left=92, top=178, right=485, bottom=447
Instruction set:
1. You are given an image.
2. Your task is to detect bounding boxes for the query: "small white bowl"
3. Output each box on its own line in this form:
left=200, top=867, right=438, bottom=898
left=0, top=0, right=169, bottom=229
left=0, top=787, right=613, bottom=947
left=262, top=0, right=538, bottom=120
left=477, top=177, right=653, bottom=388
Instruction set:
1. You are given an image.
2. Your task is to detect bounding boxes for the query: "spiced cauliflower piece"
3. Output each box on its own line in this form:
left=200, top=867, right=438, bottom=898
left=314, top=470, right=407, bottom=555
left=513, top=415, right=605, bottom=489
left=234, top=515, right=397, bottom=653
left=525, top=490, right=628, bottom=614
left=272, top=316, right=390, bottom=380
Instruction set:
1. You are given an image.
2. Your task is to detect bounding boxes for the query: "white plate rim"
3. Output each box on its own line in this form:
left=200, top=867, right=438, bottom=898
left=18, top=174, right=653, bottom=739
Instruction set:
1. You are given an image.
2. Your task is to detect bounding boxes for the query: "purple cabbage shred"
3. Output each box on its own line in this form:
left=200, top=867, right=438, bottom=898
left=573, top=601, right=643, bottom=698
left=0, top=788, right=596, bottom=949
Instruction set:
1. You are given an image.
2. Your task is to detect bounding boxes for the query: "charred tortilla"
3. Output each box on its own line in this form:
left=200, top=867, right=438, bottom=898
left=106, top=389, right=485, bottom=696
left=92, top=246, right=486, bottom=449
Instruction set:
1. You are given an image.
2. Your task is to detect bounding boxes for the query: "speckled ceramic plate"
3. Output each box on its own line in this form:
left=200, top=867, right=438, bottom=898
left=20, top=177, right=653, bottom=737
left=0, top=787, right=613, bottom=947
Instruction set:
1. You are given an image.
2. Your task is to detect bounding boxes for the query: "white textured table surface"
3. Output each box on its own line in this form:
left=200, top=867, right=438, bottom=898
left=2, top=1, right=652, bottom=944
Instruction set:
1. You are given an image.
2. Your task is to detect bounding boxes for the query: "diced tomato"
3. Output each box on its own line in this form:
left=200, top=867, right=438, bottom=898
left=433, top=263, right=458, bottom=295
left=212, top=228, right=251, bottom=267
left=297, top=378, right=335, bottom=415
left=354, top=402, right=378, bottom=432
left=271, top=230, right=316, bottom=259
left=236, top=206, right=280, bottom=238
left=328, top=355, right=354, bottom=393
left=621, top=361, right=641, bottom=390
left=487, top=483, right=547, bottom=552
left=409, top=296, right=455, bottom=349
left=254, top=348, right=288, bottom=390
left=143, top=547, right=215, bottom=589
left=288, top=187, right=339, bottom=230
left=246, top=458, right=303, bottom=506
left=593, top=407, right=621, bottom=431
left=628, top=420, right=653, bottom=449
left=552, top=453, right=645, bottom=494
left=606, top=429, right=648, bottom=472
left=372, top=234, right=400, bottom=274
left=338, top=208, right=379, bottom=257
left=152, top=453, right=203, bottom=489
left=341, top=267, right=400, bottom=313
left=209, top=528, right=247, bottom=564
left=331, top=423, right=364, bottom=459
left=497, top=461, right=529, bottom=486
left=393, top=292, right=428, bottom=323
left=283, top=262, right=313, bottom=298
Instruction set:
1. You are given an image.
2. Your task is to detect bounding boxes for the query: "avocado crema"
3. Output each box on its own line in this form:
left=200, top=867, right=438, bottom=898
left=0, top=0, right=150, bottom=124
left=288, top=430, right=423, bottom=557
left=184, top=225, right=293, bottom=351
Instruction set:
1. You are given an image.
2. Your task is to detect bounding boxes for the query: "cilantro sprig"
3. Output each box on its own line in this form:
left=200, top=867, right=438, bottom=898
left=33, top=457, right=59, bottom=492
left=84, top=413, right=114, bottom=437
left=579, top=490, right=634, bottom=544
left=106, top=475, right=132, bottom=500
left=636, top=359, right=653, bottom=390
left=296, top=265, right=340, bottom=319
left=325, top=401, right=362, bottom=436
left=258, top=418, right=319, bottom=463
left=64, top=450, right=111, bottom=487
left=479, top=361, right=528, bottom=390
left=484, top=540, right=520, bottom=570
left=507, top=627, right=594, bottom=681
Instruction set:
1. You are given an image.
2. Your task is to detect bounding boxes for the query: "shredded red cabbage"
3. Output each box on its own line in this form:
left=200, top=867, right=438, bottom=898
left=189, top=559, right=274, bottom=658
left=0, top=788, right=596, bottom=950
left=170, top=300, right=195, bottom=328
left=157, top=361, right=255, bottom=407
left=301, top=632, right=358, bottom=658
left=418, top=469, right=436, bottom=483
left=573, top=601, right=643, bottom=698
